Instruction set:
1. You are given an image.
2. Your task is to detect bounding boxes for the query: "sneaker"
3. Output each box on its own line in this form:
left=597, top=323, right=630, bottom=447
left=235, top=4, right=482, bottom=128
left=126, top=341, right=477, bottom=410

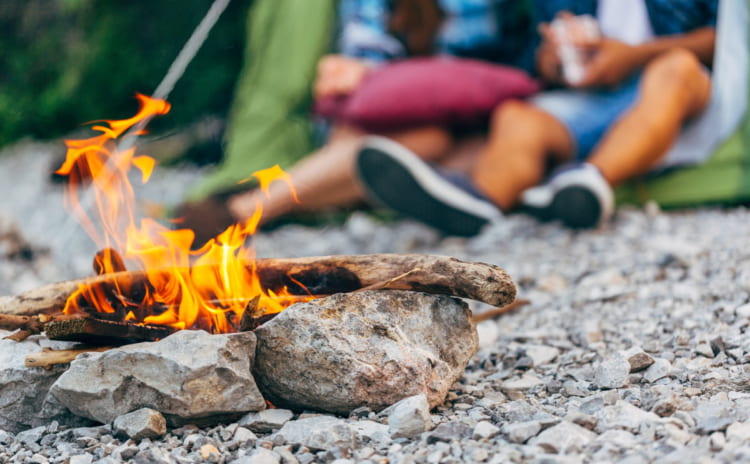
left=356, top=136, right=502, bottom=237
left=520, top=163, right=614, bottom=229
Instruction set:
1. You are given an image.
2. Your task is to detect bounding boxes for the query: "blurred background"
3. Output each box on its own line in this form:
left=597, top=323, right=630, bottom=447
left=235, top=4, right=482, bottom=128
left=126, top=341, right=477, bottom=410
left=0, top=0, right=250, bottom=161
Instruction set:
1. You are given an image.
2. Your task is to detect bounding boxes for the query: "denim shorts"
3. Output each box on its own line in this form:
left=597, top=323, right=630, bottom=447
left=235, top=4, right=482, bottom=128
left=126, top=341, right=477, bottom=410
left=530, top=76, right=641, bottom=160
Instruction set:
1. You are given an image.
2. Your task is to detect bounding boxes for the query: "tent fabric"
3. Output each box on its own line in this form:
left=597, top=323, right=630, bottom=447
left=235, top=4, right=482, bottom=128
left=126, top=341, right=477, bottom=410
left=187, top=0, right=335, bottom=201
left=616, top=0, right=750, bottom=207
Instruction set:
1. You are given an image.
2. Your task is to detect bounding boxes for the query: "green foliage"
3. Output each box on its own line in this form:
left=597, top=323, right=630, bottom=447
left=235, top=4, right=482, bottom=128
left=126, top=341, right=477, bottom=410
left=0, top=0, right=250, bottom=147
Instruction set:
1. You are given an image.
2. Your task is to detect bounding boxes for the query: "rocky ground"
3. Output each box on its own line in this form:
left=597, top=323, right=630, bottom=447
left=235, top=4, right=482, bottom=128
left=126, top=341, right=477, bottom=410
left=1, top=140, right=749, bottom=463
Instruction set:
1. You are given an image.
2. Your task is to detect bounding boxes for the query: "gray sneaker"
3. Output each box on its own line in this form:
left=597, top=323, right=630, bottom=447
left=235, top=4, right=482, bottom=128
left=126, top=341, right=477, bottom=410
left=356, top=136, right=502, bottom=236
left=520, top=163, right=614, bottom=229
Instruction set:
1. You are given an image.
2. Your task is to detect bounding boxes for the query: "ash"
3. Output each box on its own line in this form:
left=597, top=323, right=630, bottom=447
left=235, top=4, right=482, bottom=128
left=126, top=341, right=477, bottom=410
left=2, top=140, right=750, bottom=463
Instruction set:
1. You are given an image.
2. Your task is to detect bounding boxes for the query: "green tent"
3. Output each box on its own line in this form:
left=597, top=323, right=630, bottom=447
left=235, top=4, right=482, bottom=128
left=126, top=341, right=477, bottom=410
left=187, top=0, right=335, bottom=201
left=617, top=0, right=750, bottom=208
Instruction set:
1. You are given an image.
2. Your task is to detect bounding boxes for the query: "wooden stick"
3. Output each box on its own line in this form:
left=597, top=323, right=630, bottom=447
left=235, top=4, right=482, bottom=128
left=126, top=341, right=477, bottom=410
left=3, top=330, right=33, bottom=342
left=25, top=346, right=112, bottom=368
left=355, top=268, right=423, bottom=292
left=44, top=318, right=176, bottom=344
left=471, top=298, right=530, bottom=323
left=0, top=254, right=516, bottom=316
left=0, top=313, right=83, bottom=334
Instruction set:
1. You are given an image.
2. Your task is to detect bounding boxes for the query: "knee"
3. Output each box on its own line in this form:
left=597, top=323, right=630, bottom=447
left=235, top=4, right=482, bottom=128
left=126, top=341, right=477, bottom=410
left=489, top=100, right=547, bottom=134
left=644, top=48, right=707, bottom=91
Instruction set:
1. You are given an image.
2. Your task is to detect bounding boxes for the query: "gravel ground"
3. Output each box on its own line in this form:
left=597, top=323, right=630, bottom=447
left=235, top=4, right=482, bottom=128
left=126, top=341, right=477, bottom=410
left=1, top=140, right=750, bottom=463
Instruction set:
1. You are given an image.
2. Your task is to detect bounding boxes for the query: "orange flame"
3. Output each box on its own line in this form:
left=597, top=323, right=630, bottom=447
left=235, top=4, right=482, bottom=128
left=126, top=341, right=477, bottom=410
left=58, top=94, right=309, bottom=333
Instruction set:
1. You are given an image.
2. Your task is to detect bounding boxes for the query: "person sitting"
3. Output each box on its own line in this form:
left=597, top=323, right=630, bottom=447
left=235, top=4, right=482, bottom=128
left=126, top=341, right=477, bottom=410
left=353, top=0, right=719, bottom=234
left=189, top=0, right=535, bottom=243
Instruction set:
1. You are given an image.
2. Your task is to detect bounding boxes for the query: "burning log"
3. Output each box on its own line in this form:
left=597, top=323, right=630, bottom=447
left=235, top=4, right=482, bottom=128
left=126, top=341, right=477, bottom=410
left=0, top=254, right=515, bottom=317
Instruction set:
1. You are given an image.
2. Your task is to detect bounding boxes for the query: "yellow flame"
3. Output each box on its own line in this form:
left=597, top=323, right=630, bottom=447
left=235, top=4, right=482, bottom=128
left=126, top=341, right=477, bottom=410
left=59, top=94, right=310, bottom=332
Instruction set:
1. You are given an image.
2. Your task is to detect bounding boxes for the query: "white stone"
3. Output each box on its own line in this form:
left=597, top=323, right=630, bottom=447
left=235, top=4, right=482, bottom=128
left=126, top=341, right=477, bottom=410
left=501, top=373, right=544, bottom=392
left=735, top=303, right=750, bottom=319
left=349, top=420, right=391, bottom=448
left=529, top=421, right=597, bottom=453
left=112, top=408, right=166, bottom=440
left=239, top=409, right=294, bottom=433
left=595, top=354, right=630, bottom=389
left=234, top=448, right=280, bottom=464
left=275, top=416, right=354, bottom=451
left=233, top=427, right=258, bottom=446
left=503, top=421, right=542, bottom=443
left=524, top=345, right=560, bottom=366
left=595, top=401, right=660, bottom=433
left=68, top=455, right=93, bottom=464
left=643, top=358, right=672, bottom=383
left=386, top=394, right=432, bottom=439
left=472, top=421, right=500, bottom=440
left=709, top=431, right=726, bottom=451
left=726, top=421, right=750, bottom=443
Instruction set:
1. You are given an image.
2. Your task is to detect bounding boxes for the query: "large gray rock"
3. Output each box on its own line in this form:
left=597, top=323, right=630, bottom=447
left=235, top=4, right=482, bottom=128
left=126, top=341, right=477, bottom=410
left=50, top=330, right=265, bottom=425
left=253, top=291, right=477, bottom=414
left=0, top=333, right=92, bottom=433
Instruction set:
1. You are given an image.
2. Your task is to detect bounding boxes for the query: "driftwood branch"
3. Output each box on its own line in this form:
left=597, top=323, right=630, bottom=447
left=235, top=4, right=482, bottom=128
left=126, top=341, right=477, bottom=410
left=471, top=298, right=530, bottom=323
left=25, top=346, right=112, bottom=368
left=0, top=254, right=515, bottom=317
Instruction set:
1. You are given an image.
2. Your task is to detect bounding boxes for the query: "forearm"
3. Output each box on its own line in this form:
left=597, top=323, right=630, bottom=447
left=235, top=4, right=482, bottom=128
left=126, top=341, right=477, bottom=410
left=633, top=27, right=716, bottom=68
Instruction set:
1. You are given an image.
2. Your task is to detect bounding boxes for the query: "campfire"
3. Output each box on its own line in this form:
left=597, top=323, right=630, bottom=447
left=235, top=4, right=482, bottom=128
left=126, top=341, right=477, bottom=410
left=52, top=93, right=311, bottom=334
left=0, top=95, right=517, bottom=427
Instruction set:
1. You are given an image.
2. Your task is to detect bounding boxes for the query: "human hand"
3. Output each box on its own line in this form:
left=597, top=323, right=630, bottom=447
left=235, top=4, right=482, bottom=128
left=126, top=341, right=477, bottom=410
left=535, top=33, right=563, bottom=84
left=314, top=55, right=370, bottom=98
left=573, top=38, right=642, bottom=88
left=538, top=13, right=600, bottom=86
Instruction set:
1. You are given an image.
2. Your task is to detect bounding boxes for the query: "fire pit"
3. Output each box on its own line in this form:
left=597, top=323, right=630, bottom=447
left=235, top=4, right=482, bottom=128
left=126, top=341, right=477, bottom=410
left=0, top=95, right=517, bottom=429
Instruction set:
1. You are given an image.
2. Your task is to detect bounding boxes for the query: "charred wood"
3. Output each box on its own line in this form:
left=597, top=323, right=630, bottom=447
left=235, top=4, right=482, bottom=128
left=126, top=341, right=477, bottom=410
left=0, top=254, right=516, bottom=316
left=44, top=317, right=176, bottom=344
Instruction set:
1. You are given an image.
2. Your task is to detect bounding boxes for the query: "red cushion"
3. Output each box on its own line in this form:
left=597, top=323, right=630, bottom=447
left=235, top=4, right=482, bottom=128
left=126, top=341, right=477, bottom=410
left=316, top=57, right=540, bottom=132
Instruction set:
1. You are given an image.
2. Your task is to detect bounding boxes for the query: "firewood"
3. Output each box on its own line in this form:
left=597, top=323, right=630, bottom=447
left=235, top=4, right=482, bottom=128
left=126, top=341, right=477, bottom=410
left=93, top=248, right=127, bottom=275
left=255, top=254, right=516, bottom=305
left=0, top=254, right=516, bottom=316
left=25, top=346, right=112, bottom=368
left=4, top=330, right=33, bottom=342
left=44, top=317, right=176, bottom=344
left=0, top=313, right=83, bottom=334
left=471, top=298, right=530, bottom=323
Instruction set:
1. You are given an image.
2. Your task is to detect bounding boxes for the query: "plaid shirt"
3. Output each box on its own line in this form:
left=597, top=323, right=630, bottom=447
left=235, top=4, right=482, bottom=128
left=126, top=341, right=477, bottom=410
left=532, top=0, right=718, bottom=35
left=337, top=0, right=534, bottom=68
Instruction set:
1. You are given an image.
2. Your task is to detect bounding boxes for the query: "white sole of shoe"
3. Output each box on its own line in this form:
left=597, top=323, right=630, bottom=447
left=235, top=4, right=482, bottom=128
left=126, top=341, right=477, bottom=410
left=359, top=136, right=502, bottom=222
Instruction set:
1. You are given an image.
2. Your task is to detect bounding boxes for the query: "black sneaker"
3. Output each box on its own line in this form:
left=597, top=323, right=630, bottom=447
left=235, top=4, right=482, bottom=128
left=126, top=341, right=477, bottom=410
left=356, top=136, right=502, bottom=237
left=520, top=163, right=614, bottom=229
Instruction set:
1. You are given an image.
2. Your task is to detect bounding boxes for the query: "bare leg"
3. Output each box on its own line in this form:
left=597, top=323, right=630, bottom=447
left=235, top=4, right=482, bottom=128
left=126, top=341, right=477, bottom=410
left=228, top=124, right=454, bottom=224
left=471, top=101, right=574, bottom=210
left=588, top=49, right=712, bottom=184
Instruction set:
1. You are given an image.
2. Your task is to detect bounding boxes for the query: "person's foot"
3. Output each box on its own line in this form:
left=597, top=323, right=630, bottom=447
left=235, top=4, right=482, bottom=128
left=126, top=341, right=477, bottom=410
left=355, top=136, right=502, bottom=237
left=520, top=163, right=614, bottom=229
